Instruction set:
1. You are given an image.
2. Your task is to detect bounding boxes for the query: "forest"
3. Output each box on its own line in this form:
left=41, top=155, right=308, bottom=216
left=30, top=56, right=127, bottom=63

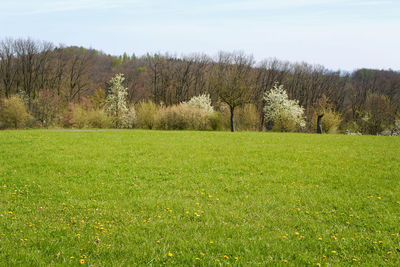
left=0, top=38, right=399, bottom=135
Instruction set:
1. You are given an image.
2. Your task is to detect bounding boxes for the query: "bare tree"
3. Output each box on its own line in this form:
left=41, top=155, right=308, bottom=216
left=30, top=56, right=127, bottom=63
left=0, top=39, right=18, bottom=98
left=65, top=47, right=91, bottom=101
left=213, top=51, right=255, bottom=132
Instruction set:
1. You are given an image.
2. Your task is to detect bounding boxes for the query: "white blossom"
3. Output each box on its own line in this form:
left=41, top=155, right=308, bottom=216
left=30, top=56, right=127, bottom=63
left=106, top=73, right=135, bottom=128
left=182, top=94, right=214, bottom=114
left=263, top=83, right=306, bottom=129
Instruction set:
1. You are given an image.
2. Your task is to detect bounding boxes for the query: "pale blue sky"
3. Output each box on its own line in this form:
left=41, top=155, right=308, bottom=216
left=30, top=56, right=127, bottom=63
left=1, top=0, right=399, bottom=71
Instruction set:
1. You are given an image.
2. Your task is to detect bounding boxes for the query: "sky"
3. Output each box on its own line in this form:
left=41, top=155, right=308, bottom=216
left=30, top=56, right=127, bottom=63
left=1, top=0, right=400, bottom=71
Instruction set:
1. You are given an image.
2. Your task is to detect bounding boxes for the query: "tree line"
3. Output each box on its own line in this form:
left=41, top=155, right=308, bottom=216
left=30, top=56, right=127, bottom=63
left=1, top=38, right=399, bottom=134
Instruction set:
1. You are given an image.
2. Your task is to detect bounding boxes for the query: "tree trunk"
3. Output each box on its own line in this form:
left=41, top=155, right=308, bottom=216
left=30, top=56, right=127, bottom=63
left=230, top=106, right=235, bottom=132
left=317, top=114, right=324, bottom=134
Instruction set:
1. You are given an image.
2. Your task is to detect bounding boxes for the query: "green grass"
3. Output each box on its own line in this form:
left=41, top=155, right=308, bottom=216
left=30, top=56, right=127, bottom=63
left=0, top=130, right=399, bottom=266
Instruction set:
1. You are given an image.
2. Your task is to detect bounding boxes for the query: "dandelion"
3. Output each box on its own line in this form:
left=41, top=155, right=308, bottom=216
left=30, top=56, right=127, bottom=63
left=168, top=252, right=173, bottom=257
left=318, top=237, right=323, bottom=241
left=195, top=257, right=200, bottom=260
left=316, top=264, right=321, bottom=267
left=331, top=251, right=337, bottom=254
left=80, top=259, right=85, bottom=264
left=234, top=257, right=239, bottom=261
left=295, top=232, right=300, bottom=236
left=200, top=252, right=205, bottom=256
left=210, top=241, right=214, bottom=244
left=224, top=255, right=229, bottom=259
left=346, top=222, right=350, bottom=225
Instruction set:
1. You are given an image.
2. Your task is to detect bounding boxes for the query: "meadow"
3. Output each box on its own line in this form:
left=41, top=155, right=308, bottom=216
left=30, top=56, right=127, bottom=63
left=0, top=130, right=399, bottom=266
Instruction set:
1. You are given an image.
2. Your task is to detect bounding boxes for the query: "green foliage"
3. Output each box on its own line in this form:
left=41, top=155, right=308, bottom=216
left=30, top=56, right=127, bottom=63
left=111, top=57, right=123, bottom=68
left=135, top=100, right=159, bottom=129
left=0, top=131, right=399, bottom=265
left=0, top=96, right=31, bottom=129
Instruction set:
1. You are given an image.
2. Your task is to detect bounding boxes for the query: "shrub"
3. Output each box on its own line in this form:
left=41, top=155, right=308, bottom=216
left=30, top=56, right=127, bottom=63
left=70, top=105, right=87, bottom=128
left=0, top=96, right=31, bottom=129
left=309, top=96, right=342, bottom=134
left=360, top=93, right=394, bottom=135
left=234, top=103, right=260, bottom=131
left=136, top=100, right=159, bottom=129
left=155, top=104, right=211, bottom=130
left=86, top=109, right=112, bottom=128
left=216, top=103, right=233, bottom=130
left=70, top=104, right=111, bottom=129
left=272, top=108, right=302, bottom=132
left=263, top=83, right=306, bottom=132
left=309, top=110, right=342, bottom=134
left=33, top=90, right=64, bottom=127
left=207, top=111, right=224, bottom=131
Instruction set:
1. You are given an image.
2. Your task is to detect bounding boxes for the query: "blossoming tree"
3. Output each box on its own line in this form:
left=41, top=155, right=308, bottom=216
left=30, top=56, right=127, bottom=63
left=263, top=83, right=306, bottom=131
left=106, top=73, right=135, bottom=128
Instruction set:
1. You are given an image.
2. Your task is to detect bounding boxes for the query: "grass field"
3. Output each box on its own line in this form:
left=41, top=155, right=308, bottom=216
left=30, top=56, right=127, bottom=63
left=0, top=130, right=399, bottom=266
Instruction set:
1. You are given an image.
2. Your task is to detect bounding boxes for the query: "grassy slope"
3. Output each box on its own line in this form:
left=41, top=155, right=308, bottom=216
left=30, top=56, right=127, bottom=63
left=0, top=130, right=399, bottom=266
